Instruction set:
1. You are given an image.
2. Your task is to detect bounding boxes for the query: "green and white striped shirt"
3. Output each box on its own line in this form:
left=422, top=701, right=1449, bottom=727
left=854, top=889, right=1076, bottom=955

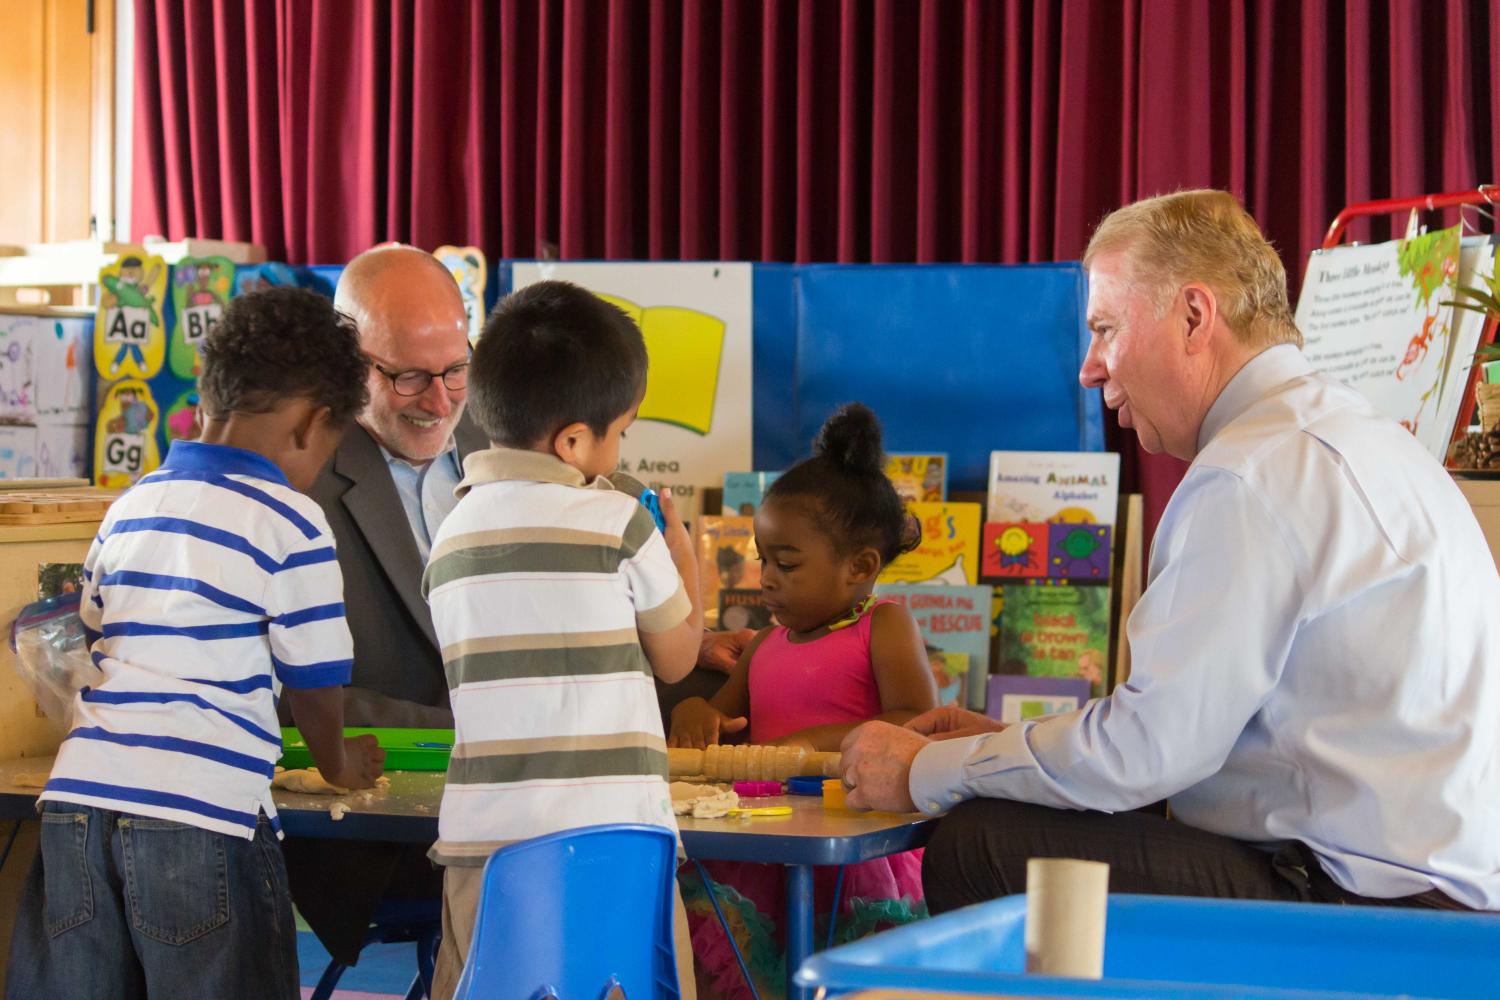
left=423, top=447, right=689, bottom=866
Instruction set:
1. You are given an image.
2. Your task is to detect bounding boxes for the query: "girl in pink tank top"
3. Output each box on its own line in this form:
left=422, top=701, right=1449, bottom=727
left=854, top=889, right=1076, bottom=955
left=670, top=403, right=938, bottom=999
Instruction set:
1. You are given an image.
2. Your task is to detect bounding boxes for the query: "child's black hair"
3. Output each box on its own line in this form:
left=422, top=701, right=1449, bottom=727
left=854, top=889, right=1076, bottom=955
left=198, top=287, right=369, bottom=424
left=468, top=280, right=648, bottom=447
left=764, top=402, right=918, bottom=565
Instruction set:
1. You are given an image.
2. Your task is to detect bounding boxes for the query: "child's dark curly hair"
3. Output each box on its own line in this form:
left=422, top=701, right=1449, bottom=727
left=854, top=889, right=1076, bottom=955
left=198, top=287, right=369, bottom=424
left=764, top=402, right=919, bottom=566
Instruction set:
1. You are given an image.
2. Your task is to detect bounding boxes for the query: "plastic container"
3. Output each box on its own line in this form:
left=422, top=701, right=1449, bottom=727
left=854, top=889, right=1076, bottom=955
left=786, top=775, right=824, bottom=796
left=733, top=780, right=782, bottom=798
left=796, top=893, right=1500, bottom=998
left=279, top=727, right=454, bottom=772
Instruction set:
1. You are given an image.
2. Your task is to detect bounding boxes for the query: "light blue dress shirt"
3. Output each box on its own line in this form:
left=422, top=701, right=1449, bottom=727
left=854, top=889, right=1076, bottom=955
left=381, top=444, right=463, bottom=564
left=911, top=345, right=1500, bottom=908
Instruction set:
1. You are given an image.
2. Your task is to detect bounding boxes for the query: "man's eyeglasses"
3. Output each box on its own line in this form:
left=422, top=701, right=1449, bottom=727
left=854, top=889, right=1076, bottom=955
left=370, top=356, right=470, bottom=397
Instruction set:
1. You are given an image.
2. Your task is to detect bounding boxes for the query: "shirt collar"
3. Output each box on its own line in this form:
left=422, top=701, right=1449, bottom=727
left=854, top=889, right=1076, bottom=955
left=455, top=446, right=614, bottom=499
left=160, top=440, right=289, bottom=486
left=1197, top=344, right=1314, bottom=452
left=377, top=441, right=460, bottom=476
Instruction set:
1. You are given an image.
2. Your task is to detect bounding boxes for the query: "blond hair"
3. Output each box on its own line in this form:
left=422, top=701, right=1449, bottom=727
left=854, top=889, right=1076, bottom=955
left=1083, top=189, right=1302, bottom=349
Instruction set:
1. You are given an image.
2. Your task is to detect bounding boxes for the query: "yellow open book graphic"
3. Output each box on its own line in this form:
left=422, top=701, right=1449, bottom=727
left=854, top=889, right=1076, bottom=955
left=597, top=294, right=725, bottom=435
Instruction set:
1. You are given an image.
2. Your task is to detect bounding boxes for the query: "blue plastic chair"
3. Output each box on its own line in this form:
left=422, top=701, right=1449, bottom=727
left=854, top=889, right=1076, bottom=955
left=452, top=823, right=681, bottom=1000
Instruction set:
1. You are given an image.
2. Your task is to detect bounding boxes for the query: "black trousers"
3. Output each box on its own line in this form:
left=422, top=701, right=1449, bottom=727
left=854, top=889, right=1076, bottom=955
left=922, top=798, right=1466, bottom=915
left=282, top=839, right=443, bottom=966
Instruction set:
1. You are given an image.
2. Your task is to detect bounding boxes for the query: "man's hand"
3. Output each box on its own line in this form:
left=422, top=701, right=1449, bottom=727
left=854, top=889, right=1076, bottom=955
left=906, top=705, right=1007, bottom=741
left=698, top=628, right=755, bottom=674
left=839, top=721, right=927, bottom=813
left=668, top=697, right=748, bottom=749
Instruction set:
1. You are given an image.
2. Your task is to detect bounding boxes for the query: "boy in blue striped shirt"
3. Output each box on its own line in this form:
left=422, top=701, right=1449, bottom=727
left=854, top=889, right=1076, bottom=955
left=7, top=288, right=386, bottom=1000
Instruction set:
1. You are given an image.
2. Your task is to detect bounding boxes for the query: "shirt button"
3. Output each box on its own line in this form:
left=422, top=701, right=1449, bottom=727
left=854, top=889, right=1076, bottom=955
left=949, top=793, right=961, bottom=802
left=928, top=801, right=941, bottom=811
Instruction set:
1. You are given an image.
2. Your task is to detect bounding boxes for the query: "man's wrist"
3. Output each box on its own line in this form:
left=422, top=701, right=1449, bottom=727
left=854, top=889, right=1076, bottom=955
left=907, top=734, right=983, bottom=814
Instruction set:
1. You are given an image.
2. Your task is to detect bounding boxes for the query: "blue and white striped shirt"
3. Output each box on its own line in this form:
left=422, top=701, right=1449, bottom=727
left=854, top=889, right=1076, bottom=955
left=41, top=441, right=354, bottom=839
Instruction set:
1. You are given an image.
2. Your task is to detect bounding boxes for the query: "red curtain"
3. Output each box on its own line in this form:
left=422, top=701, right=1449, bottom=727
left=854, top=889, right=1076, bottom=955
left=132, top=0, right=1500, bottom=535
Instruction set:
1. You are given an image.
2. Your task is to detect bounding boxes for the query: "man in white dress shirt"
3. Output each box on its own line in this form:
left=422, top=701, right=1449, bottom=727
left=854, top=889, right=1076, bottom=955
left=841, top=189, right=1500, bottom=912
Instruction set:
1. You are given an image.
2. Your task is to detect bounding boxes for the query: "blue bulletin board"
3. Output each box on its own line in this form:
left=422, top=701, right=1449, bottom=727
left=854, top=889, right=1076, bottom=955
left=791, top=263, right=1099, bottom=491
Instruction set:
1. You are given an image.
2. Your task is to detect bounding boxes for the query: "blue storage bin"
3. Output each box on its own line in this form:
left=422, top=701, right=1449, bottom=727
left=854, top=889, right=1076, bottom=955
left=796, top=894, right=1499, bottom=998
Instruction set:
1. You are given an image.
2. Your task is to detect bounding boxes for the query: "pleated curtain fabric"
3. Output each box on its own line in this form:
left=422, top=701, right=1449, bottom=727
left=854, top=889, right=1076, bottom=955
left=131, top=0, right=1500, bottom=534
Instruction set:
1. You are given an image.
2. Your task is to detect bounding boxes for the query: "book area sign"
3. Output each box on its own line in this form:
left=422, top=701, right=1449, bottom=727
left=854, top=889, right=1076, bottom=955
left=510, top=262, right=754, bottom=523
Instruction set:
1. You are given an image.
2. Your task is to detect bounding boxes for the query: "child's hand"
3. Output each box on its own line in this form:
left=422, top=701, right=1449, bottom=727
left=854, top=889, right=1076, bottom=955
left=904, top=705, right=1005, bottom=741
left=322, top=734, right=386, bottom=790
left=669, top=697, right=748, bottom=749
left=657, top=486, right=694, bottom=567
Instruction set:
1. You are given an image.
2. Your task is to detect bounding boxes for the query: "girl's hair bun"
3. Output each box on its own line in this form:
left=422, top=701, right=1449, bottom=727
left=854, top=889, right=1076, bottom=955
left=812, top=402, right=885, bottom=476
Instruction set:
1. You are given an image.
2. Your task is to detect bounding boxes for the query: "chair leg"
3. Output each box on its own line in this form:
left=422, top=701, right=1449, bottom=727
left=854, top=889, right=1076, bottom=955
left=397, top=925, right=440, bottom=1000
left=309, top=959, right=348, bottom=1000
left=692, top=860, right=761, bottom=1000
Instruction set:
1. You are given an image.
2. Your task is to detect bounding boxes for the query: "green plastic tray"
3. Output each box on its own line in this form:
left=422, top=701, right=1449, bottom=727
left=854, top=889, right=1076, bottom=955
left=278, top=727, right=454, bottom=772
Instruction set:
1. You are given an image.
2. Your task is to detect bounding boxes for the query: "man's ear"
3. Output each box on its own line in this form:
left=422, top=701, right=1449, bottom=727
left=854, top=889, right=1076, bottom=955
left=292, top=403, right=334, bottom=450
left=846, top=546, right=882, bottom=584
left=1180, top=282, right=1219, bottom=355
left=551, top=421, right=592, bottom=464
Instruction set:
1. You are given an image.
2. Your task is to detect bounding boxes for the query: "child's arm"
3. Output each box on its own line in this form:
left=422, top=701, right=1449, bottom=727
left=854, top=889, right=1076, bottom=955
left=637, top=488, right=704, bottom=684
left=271, top=530, right=385, bottom=790
left=668, top=626, right=772, bottom=748
left=769, top=602, right=939, bottom=752
left=284, top=687, right=386, bottom=789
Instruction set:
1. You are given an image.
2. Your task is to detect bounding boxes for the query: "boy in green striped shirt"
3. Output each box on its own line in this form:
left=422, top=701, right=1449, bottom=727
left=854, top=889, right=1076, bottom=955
left=423, top=280, right=703, bottom=999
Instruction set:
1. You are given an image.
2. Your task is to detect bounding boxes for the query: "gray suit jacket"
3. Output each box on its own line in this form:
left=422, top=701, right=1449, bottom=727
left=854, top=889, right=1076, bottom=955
left=311, top=416, right=488, bottom=727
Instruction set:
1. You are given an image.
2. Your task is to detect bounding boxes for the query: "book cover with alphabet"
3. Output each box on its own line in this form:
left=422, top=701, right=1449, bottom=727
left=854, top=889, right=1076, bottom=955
left=987, top=451, right=1120, bottom=525
left=95, top=252, right=168, bottom=381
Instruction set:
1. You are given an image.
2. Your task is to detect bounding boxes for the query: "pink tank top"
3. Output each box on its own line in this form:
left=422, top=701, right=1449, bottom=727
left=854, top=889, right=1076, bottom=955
left=748, top=599, right=890, bottom=744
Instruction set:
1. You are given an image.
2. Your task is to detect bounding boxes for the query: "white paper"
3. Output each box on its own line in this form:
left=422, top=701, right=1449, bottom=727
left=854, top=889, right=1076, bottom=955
left=1295, top=229, right=1465, bottom=458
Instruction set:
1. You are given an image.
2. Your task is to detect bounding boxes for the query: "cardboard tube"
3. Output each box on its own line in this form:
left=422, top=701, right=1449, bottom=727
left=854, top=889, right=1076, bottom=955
left=1024, top=857, right=1109, bottom=978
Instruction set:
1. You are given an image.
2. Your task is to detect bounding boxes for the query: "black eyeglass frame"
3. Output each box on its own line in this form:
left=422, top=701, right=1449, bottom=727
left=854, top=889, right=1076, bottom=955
left=370, top=350, right=472, bottom=397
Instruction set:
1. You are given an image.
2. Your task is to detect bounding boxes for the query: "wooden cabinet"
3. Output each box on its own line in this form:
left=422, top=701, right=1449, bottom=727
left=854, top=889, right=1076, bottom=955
left=1455, top=476, right=1500, bottom=573
left=0, top=0, right=114, bottom=245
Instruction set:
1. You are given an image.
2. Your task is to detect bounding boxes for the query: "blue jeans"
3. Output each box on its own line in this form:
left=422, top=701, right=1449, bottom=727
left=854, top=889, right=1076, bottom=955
left=5, top=802, right=299, bottom=1000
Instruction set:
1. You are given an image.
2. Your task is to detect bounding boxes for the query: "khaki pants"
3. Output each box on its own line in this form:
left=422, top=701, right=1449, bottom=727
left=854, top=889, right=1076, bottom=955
left=431, top=864, right=696, bottom=1000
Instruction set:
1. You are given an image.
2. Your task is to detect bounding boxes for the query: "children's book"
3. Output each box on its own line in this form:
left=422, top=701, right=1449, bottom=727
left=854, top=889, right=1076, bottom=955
left=697, top=515, right=759, bottom=630
left=885, top=453, right=947, bottom=505
left=875, top=583, right=992, bottom=711
left=996, top=582, right=1111, bottom=698
left=878, top=501, right=982, bottom=586
left=722, top=471, right=781, bottom=515
left=718, top=587, right=771, bottom=631
left=1295, top=227, right=1498, bottom=460
left=987, top=451, right=1120, bottom=525
left=985, top=675, right=1091, bottom=723
left=981, top=522, right=1049, bottom=579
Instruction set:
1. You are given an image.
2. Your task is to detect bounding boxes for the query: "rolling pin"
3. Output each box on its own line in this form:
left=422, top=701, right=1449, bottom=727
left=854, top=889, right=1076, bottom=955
left=668, top=744, right=841, bottom=780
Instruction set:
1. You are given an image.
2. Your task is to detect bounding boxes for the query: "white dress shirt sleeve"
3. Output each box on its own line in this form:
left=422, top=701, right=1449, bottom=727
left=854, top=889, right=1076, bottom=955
left=910, top=467, right=1307, bottom=815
